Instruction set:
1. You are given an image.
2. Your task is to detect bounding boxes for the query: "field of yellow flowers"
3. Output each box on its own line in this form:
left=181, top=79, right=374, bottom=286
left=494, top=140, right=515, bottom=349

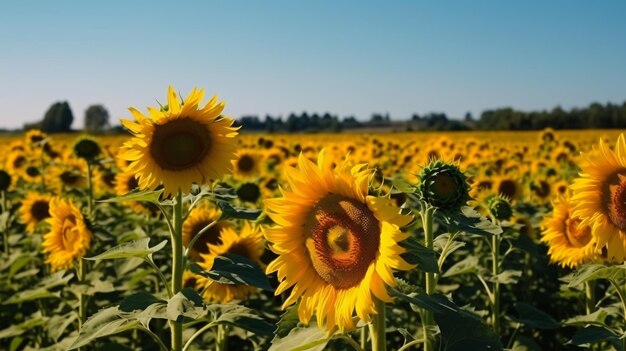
left=2, top=87, right=626, bottom=351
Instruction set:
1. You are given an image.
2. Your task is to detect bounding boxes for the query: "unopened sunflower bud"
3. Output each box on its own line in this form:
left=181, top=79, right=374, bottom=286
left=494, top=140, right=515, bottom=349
left=487, top=195, right=513, bottom=221
left=418, top=160, right=470, bottom=212
left=73, top=137, right=101, bottom=162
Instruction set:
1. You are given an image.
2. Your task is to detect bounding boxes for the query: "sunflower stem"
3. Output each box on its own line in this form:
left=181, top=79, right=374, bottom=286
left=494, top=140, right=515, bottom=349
left=491, top=231, right=501, bottom=335
left=360, top=326, right=368, bottom=350
left=86, top=163, right=94, bottom=216
left=184, top=220, right=218, bottom=258
left=584, top=281, right=596, bottom=316
left=77, top=258, right=87, bottom=339
left=369, top=297, right=386, bottom=351
left=1, top=190, right=8, bottom=255
left=170, top=189, right=184, bottom=351
left=40, top=143, right=46, bottom=191
left=216, top=324, right=228, bottom=351
left=420, top=204, right=435, bottom=351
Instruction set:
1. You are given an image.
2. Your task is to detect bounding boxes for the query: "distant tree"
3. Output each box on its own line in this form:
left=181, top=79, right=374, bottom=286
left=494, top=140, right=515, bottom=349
left=84, top=104, right=110, bottom=133
left=464, top=112, right=474, bottom=121
left=41, top=101, right=74, bottom=133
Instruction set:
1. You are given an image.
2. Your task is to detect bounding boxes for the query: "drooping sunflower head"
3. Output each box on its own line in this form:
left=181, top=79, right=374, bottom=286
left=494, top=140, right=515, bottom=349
left=417, top=159, right=470, bottom=212
left=20, top=192, right=52, bottom=233
left=571, top=134, right=626, bottom=263
left=0, top=169, right=12, bottom=191
left=486, top=194, right=513, bottom=221
left=264, top=151, right=414, bottom=332
left=541, top=195, right=596, bottom=268
left=42, top=198, right=92, bottom=271
left=182, top=206, right=232, bottom=261
left=196, top=222, right=265, bottom=303
left=73, top=136, right=101, bottom=162
left=119, top=86, right=239, bottom=197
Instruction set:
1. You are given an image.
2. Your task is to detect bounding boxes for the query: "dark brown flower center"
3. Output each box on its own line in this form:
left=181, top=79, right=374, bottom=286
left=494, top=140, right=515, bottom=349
left=150, top=118, right=211, bottom=171
left=532, top=180, right=551, bottom=198
left=228, top=242, right=252, bottom=259
left=498, top=179, right=517, bottom=199
left=183, top=219, right=224, bottom=260
left=60, top=171, right=80, bottom=185
left=304, top=194, right=380, bottom=289
left=31, top=200, right=50, bottom=221
left=13, top=155, right=26, bottom=169
left=237, top=155, right=255, bottom=173
left=564, top=216, right=591, bottom=248
left=126, top=175, right=139, bottom=191
left=606, top=173, right=626, bottom=230
left=26, top=166, right=40, bottom=177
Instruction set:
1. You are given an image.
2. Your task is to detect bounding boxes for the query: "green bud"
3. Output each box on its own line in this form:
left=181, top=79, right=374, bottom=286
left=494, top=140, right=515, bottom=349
left=417, top=160, right=470, bottom=212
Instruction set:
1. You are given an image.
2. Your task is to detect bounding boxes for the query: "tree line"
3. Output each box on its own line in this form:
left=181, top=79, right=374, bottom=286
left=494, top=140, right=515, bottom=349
left=7, top=99, right=626, bottom=134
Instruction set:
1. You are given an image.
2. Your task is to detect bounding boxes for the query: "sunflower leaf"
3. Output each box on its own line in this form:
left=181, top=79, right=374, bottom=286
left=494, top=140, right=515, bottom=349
left=207, top=304, right=274, bottom=336
left=442, top=206, right=503, bottom=236
left=269, top=324, right=331, bottom=351
left=216, top=200, right=262, bottom=221
left=190, top=253, right=273, bottom=291
left=568, top=325, right=620, bottom=347
left=99, top=189, right=164, bottom=204
left=510, top=302, right=559, bottom=330
left=400, top=237, right=439, bottom=273
left=85, top=239, right=167, bottom=261
left=167, top=289, right=206, bottom=322
left=563, top=308, right=610, bottom=327
left=568, top=263, right=626, bottom=287
left=68, top=307, right=140, bottom=350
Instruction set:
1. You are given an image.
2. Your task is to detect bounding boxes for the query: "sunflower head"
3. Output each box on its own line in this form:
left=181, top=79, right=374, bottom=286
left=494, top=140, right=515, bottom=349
left=0, top=170, right=11, bottom=191
left=119, top=86, right=239, bottom=196
left=182, top=206, right=232, bottom=261
left=541, top=195, right=595, bottom=268
left=196, top=222, right=265, bottom=303
left=264, top=151, right=414, bottom=332
left=236, top=182, right=261, bottom=203
left=25, top=129, right=47, bottom=145
left=73, top=137, right=101, bottom=162
left=486, top=194, right=513, bottom=221
left=42, top=198, right=92, bottom=271
left=20, top=192, right=51, bottom=233
left=417, top=159, right=470, bottom=212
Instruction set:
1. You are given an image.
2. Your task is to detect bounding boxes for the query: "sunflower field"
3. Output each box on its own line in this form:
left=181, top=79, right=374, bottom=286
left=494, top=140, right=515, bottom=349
left=2, top=87, right=626, bottom=351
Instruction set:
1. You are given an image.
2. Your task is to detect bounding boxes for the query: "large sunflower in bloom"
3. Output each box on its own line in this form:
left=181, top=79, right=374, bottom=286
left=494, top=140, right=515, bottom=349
left=264, top=151, right=414, bottom=332
left=196, top=222, right=265, bottom=303
left=42, top=198, right=92, bottom=271
left=541, top=195, right=595, bottom=268
left=571, top=134, right=626, bottom=262
left=119, top=86, right=239, bottom=196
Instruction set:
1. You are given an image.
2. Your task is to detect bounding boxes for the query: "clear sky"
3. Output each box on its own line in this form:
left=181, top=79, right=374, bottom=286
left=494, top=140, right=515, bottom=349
left=1, top=0, right=625, bottom=129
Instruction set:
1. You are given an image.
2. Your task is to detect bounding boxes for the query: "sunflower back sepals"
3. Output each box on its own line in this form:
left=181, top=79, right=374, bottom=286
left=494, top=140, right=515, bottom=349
left=416, top=160, right=471, bottom=214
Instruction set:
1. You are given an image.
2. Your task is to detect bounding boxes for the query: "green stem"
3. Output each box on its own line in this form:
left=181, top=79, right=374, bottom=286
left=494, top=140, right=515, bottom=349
left=360, top=326, right=368, bottom=351
left=184, top=220, right=218, bottom=258
left=40, top=144, right=46, bottom=191
left=339, top=334, right=365, bottom=351
left=86, top=163, right=94, bottom=216
left=2, top=190, right=8, bottom=255
left=397, top=338, right=424, bottom=351
left=146, top=258, right=173, bottom=298
left=368, top=298, right=386, bottom=351
left=584, top=281, right=596, bottom=316
left=77, top=258, right=87, bottom=351
left=217, top=324, right=228, bottom=351
left=170, top=189, right=184, bottom=351
left=421, top=205, right=435, bottom=351
left=182, top=323, right=214, bottom=351
left=491, top=233, right=501, bottom=335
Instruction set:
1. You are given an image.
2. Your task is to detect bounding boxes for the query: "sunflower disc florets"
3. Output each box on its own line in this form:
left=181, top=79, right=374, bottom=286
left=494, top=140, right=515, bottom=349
left=417, top=160, right=470, bottom=212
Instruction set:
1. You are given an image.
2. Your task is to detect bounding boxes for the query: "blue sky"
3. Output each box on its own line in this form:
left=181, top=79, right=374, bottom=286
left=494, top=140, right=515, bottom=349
left=1, top=1, right=625, bottom=129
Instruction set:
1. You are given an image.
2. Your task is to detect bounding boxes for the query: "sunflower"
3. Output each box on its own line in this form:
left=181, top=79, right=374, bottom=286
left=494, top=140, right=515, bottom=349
left=571, top=134, right=626, bottom=262
left=541, top=195, right=595, bottom=268
left=6, top=150, right=28, bottom=176
left=494, top=175, right=522, bottom=201
left=232, top=151, right=262, bottom=179
left=42, top=198, right=92, bottom=271
left=50, top=156, right=87, bottom=192
left=20, top=192, right=52, bottom=232
left=182, top=206, right=232, bottom=261
left=196, top=222, right=265, bottom=303
left=119, top=86, right=239, bottom=196
left=264, top=151, right=414, bottom=332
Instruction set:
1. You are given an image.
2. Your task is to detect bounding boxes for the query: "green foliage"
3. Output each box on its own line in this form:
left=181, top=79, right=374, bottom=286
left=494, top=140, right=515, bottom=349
left=40, top=101, right=74, bottom=133
left=84, top=105, right=110, bottom=133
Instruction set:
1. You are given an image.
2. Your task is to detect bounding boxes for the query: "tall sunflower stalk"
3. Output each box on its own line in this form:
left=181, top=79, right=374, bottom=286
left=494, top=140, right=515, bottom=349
left=119, top=86, right=239, bottom=351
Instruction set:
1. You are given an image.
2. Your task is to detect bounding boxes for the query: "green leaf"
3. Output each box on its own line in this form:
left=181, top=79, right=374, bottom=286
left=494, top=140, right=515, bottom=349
left=3, top=287, right=60, bottom=304
left=392, top=178, right=415, bottom=193
left=510, top=302, right=559, bottom=330
left=443, top=256, right=481, bottom=277
left=190, top=253, right=273, bottom=291
left=45, top=313, right=78, bottom=342
left=0, top=315, right=48, bottom=339
left=568, top=263, right=626, bottom=287
left=85, top=239, right=167, bottom=261
left=563, top=308, right=610, bottom=327
left=400, top=237, right=439, bottom=273
left=167, top=288, right=206, bottom=322
left=119, top=291, right=165, bottom=312
left=269, top=324, right=331, bottom=351
left=274, top=305, right=300, bottom=339
left=569, top=326, right=619, bottom=346
left=490, top=270, right=522, bottom=285
left=68, top=307, right=140, bottom=350
left=216, top=200, right=261, bottom=220
left=390, top=289, right=501, bottom=351
left=208, top=304, right=274, bottom=336
left=99, top=189, right=164, bottom=204
left=442, top=206, right=502, bottom=236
